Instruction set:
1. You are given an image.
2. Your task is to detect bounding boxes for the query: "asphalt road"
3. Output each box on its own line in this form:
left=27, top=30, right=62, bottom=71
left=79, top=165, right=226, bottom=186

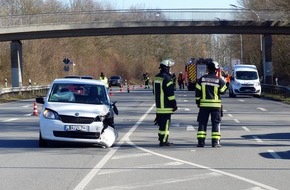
left=0, top=87, right=290, bottom=190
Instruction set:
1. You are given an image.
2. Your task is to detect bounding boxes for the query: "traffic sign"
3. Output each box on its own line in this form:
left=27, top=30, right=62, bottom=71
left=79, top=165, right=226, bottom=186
left=64, top=65, right=69, bottom=72
left=63, top=58, right=70, bottom=64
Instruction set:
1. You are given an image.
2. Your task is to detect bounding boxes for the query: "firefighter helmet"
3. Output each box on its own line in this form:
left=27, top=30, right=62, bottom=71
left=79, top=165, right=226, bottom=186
left=207, top=61, right=219, bottom=71
left=160, top=59, right=175, bottom=68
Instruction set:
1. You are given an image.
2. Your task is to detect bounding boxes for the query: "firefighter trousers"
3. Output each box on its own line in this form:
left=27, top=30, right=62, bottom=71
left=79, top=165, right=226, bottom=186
left=156, top=114, right=171, bottom=143
left=197, top=108, right=221, bottom=142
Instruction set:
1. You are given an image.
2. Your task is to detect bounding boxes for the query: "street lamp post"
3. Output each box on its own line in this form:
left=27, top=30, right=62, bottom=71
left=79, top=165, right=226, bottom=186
left=230, top=4, right=264, bottom=81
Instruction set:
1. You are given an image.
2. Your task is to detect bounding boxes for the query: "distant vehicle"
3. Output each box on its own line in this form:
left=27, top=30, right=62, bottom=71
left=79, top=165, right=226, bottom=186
left=36, top=78, right=119, bottom=148
left=184, top=58, right=207, bottom=91
left=228, top=64, right=261, bottom=98
left=109, top=75, right=124, bottom=87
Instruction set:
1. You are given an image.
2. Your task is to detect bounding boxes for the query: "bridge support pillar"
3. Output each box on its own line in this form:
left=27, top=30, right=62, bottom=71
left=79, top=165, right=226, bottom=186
left=262, top=35, right=273, bottom=85
left=11, top=40, right=23, bottom=87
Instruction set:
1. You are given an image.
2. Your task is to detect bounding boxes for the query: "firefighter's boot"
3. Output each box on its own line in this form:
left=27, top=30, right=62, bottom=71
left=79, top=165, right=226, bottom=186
left=212, top=139, right=221, bottom=148
left=197, top=139, right=205, bottom=147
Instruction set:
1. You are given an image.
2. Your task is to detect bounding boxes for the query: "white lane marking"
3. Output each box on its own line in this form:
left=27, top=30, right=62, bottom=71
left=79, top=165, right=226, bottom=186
left=186, top=125, right=195, bottom=131
left=228, top=114, right=233, bottom=117
left=242, top=126, right=250, bottom=131
left=234, top=119, right=240, bottom=123
left=95, top=172, right=221, bottom=190
left=257, top=107, right=267, bottom=111
left=112, top=153, right=151, bottom=160
left=238, top=99, right=245, bottom=102
left=252, top=136, right=263, bottom=143
left=24, top=114, right=32, bottom=116
left=244, top=187, right=266, bottom=190
left=183, top=100, right=188, bottom=102
left=98, top=161, right=184, bottom=175
left=2, top=118, right=19, bottom=122
left=73, top=104, right=155, bottom=190
left=125, top=131, right=278, bottom=190
left=185, top=108, right=190, bottom=111
left=267, top=150, right=281, bottom=159
left=22, top=105, right=30, bottom=108
left=127, top=140, right=278, bottom=190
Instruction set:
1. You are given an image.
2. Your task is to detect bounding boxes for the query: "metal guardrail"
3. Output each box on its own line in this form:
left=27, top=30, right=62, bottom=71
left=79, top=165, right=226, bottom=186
left=0, top=85, right=49, bottom=96
left=262, top=84, right=290, bottom=98
left=0, top=9, right=288, bottom=28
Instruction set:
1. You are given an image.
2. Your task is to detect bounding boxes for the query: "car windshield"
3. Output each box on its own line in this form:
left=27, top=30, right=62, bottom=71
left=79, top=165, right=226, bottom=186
left=236, top=71, right=258, bottom=80
left=48, top=83, right=109, bottom=105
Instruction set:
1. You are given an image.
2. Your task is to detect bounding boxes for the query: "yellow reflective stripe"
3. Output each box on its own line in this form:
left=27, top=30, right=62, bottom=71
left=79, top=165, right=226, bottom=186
left=156, top=108, right=174, bottom=114
left=196, top=97, right=200, bottom=100
left=200, top=103, right=221, bottom=107
left=201, top=84, right=206, bottom=100
left=212, top=131, right=221, bottom=139
left=167, top=81, right=173, bottom=87
left=201, top=99, right=221, bottom=103
left=168, top=95, right=175, bottom=100
left=196, top=83, right=201, bottom=90
left=197, top=131, right=207, bottom=138
left=164, top=119, right=170, bottom=142
left=220, top=84, right=227, bottom=92
left=159, top=130, right=169, bottom=135
left=214, top=86, right=218, bottom=100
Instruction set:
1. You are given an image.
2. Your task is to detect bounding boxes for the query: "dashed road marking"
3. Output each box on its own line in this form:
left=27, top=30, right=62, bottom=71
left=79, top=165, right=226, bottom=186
left=238, top=99, right=245, bottom=102
left=228, top=114, right=233, bottom=117
left=252, top=136, right=263, bottom=143
left=257, top=107, right=267, bottom=111
left=234, top=119, right=240, bottom=123
left=2, top=118, right=19, bottom=122
left=186, top=125, right=195, bottom=131
left=112, top=153, right=151, bottom=160
left=267, top=150, right=281, bottom=159
left=242, top=126, right=250, bottom=131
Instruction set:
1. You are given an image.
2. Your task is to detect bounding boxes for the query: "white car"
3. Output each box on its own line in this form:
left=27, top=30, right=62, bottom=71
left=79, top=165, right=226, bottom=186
left=36, top=78, right=118, bottom=148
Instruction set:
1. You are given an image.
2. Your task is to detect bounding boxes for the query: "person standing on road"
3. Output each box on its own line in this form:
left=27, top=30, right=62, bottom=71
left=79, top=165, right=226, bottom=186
left=178, top=72, right=185, bottom=90
left=195, top=60, right=227, bottom=148
left=100, top=72, right=109, bottom=89
left=153, top=59, right=178, bottom=147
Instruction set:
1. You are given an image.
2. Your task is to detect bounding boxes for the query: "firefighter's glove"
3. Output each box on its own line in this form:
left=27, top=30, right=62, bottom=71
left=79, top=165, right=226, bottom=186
left=173, top=106, right=178, bottom=112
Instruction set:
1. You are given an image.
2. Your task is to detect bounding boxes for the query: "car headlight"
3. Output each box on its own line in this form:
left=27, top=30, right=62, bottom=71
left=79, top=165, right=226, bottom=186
left=254, top=82, right=260, bottom=87
left=43, top=108, right=60, bottom=120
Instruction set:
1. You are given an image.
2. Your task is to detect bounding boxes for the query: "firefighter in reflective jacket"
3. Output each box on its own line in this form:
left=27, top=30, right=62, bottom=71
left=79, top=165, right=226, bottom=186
left=153, top=59, right=178, bottom=146
left=195, top=60, right=227, bottom=148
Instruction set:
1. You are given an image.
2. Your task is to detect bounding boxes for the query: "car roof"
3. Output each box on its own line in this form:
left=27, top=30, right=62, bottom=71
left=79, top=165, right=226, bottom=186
left=52, top=78, right=105, bottom=86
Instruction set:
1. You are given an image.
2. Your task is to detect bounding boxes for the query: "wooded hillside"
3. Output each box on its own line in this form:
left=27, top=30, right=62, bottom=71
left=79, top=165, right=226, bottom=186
left=0, top=0, right=289, bottom=86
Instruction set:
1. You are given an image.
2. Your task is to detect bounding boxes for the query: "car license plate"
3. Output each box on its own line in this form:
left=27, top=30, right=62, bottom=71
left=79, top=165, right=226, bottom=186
left=64, top=125, right=89, bottom=132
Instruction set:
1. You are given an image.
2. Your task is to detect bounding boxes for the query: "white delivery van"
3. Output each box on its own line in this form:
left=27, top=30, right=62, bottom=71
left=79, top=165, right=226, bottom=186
left=229, top=64, right=261, bottom=98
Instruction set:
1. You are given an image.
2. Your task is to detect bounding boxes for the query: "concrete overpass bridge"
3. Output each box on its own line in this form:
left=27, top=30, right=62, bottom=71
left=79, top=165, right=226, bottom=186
left=0, top=9, right=289, bottom=86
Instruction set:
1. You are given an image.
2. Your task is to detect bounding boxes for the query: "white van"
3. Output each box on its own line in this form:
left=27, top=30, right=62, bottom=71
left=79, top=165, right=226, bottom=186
left=228, top=64, right=261, bottom=98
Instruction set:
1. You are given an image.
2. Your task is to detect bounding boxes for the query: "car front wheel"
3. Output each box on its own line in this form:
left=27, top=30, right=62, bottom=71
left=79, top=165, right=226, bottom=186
left=39, top=132, right=48, bottom=147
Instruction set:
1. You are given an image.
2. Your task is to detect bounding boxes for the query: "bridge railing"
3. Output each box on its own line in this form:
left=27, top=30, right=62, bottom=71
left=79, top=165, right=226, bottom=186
left=0, top=9, right=287, bottom=28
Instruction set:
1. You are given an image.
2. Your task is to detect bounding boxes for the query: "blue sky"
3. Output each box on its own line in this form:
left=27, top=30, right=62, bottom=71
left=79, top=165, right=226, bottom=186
left=106, top=0, right=240, bottom=9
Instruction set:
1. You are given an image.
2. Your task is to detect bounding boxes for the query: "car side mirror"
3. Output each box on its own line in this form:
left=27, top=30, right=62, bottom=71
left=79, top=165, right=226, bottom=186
left=36, top=97, right=45, bottom=104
